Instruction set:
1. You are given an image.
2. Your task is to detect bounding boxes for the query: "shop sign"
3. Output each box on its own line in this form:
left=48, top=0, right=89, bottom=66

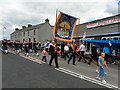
left=87, top=18, right=120, bottom=28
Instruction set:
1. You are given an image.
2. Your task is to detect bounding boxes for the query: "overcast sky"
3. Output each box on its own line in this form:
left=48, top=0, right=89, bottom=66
left=0, top=0, right=119, bottom=40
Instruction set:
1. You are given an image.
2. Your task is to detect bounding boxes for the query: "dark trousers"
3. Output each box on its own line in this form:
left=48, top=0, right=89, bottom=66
left=48, top=48, right=51, bottom=55
left=105, top=54, right=109, bottom=63
left=88, top=55, right=98, bottom=65
left=64, top=51, right=69, bottom=60
left=49, top=54, right=59, bottom=68
left=68, top=52, right=75, bottom=64
left=61, top=49, right=64, bottom=57
left=25, top=48, right=29, bottom=53
left=34, top=48, right=37, bottom=54
left=78, top=51, right=87, bottom=63
left=42, top=56, right=47, bottom=62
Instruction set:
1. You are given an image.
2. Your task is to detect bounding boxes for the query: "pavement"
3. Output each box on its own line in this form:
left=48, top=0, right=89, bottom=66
left=2, top=48, right=119, bottom=89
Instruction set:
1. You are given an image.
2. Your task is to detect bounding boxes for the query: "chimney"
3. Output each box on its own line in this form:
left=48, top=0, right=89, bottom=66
left=28, top=24, right=32, bottom=27
left=22, top=26, right=26, bottom=29
left=45, top=18, right=49, bottom=23
left=15, top=28, right=19, bottom=31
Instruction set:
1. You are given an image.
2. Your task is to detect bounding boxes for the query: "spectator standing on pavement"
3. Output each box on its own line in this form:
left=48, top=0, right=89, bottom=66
left=95, top=49, right=101, bottom=73
left=67, top=42, right=76, bottom=65
left=78, top=42, right=87, bottom=63
left=64, top=43, right=69, bottom=60
left=49, top=41, right=59, bottom=68
left=111, top=48, right=116, bottom=64
left=96, top=52, right=108, bottom=83
left=41, top=48, right=47, bottom=63
left=103, top=46, right=110, bottom=64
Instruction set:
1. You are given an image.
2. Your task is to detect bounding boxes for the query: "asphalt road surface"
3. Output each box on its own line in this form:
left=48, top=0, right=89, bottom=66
left=2, top=52, right=112, bottom=89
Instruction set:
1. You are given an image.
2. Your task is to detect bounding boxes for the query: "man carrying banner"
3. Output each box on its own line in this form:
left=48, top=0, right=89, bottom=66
left=52, top=10, right=79, bottom=66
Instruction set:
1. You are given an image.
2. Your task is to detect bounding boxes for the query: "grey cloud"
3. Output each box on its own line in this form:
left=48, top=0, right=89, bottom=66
left=2, top=9, right=44, bottom=27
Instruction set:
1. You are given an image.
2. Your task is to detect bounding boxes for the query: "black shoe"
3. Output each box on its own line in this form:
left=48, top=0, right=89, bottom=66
left=88, top=62, right=91, bottom=65
left=73, top=64, right=76, bottom=65
left=67, top=61, right=69, bottom=64
left=56, top=66, right=59, bottom=68
left=84, top=61, right=87, bottom=63
left=106, top=62, right=109, bottom=64
left=78, top=60, right=81, bottom=62
left=49, top=64, right=52, bottom=66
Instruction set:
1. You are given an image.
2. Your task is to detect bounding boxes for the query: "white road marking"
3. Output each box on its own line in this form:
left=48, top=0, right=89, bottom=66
left=55, top=67, right=119, bottom=89
left=19, top=54, right=42, bottom=64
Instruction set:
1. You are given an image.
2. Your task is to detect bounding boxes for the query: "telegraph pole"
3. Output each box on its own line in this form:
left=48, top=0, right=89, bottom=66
left=2, top=26, right=4, bottom=40
left=2, top=25, right=6, bottom=40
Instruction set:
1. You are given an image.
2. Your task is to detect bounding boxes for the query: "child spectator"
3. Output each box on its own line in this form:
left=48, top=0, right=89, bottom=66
left=42, top=48, right=47, bottom=63
left=96, top=53, right=108, bottom=83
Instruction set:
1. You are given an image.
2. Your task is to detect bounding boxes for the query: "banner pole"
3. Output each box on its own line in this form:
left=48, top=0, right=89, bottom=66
left=56, top=9, right=59, bottom=23
left=55, top=9, right=58, bottom=44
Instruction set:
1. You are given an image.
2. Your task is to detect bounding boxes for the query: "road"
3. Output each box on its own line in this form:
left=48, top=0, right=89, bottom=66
left=2, top=52, right=112, bottom=89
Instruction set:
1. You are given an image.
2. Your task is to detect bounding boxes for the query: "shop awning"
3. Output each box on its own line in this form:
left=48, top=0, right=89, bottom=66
left=85, top=40, right=120, bottom=48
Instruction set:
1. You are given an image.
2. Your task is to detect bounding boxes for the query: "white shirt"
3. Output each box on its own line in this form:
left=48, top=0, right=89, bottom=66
left=78, top=44, right=86, bottom=52
left=112, top=50, right=116, bottom=56
left=64, top=45, right=69, bottom=51
left=48, top=43, right=51, bottom=48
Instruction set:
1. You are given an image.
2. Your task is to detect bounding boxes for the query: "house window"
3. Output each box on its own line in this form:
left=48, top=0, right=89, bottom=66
left=23, top=39, right=25, bottom=42
left=34, top=38, right=36, bottom=42
left=28, top=31, right=29, bottom=36
left=29, top=38, right=31, bottom=42
left=34, top=30, right=36, bottom=35
left=23, top=32, right=25, bottom=37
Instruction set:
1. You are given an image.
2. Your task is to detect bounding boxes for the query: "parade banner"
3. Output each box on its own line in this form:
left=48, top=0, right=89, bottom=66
left=53, top=11, right=78, bottom=42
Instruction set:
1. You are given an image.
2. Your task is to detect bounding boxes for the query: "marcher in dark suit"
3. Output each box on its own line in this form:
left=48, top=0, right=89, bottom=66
left=25, top=41, right=29, bottom=56
left=61, top=42, right=64, bottom=58
left=88, top=43, right=98, bottom=65
left=68, top=42, right=76, bottom=65
left=49, top=41, right=59, bottom=68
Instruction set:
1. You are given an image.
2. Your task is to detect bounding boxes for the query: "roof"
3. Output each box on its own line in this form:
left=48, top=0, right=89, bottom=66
left=11, top=22, right=52, bottom=35
left=20, top=22, right=46, bottom=32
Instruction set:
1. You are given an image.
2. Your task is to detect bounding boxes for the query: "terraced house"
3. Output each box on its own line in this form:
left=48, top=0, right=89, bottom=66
left=10, top=19, right=53, bottom=43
